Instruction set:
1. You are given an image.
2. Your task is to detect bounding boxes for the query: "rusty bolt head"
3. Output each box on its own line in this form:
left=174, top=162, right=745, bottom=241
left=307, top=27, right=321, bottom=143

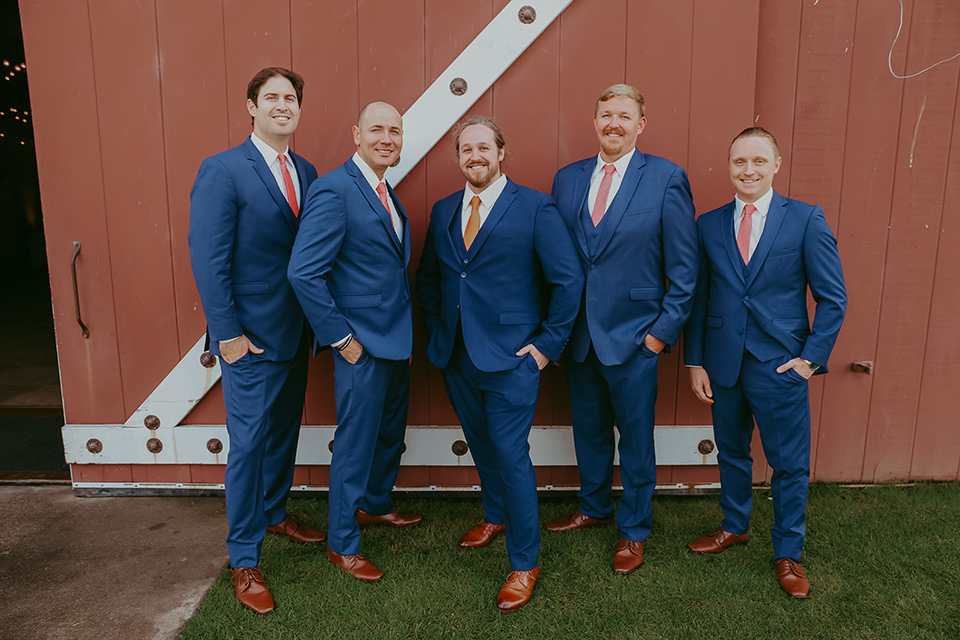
left=452, top=440, right=469, bottom=456
left=206, top=438, right=223, bottom=454
left=200, top=352, right=217, bottom=368
left=697, top=439, right=715, bottom=455
left=518, top=5, right=537, bottom=24
left=146, top=438, right=163, bottom=454
left=86, top=439, right=103, bottom=454
left=328, top=439, right=335, bottom=453
left=144, top=414, right=160, bottom=430
left=449, top=77, right=468, bottom=96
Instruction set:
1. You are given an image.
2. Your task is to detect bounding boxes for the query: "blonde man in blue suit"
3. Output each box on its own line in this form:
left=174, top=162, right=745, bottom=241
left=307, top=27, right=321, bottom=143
left=548, top=85, right=699, bottom=575
left=289, top=102, right=421, bottom=585
left=189, top=67, right=323, bottom=615
left=684, top=127, right=846, bottom=598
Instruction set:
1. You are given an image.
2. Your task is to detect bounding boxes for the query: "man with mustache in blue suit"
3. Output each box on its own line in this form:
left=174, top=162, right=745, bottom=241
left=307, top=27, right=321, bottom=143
left=684, top=128, right=846, bottom=598
left=189, top=67, right=323, bottom=615
left=548, top=85, right=699, bottom=575
left=417, top=116, right=583, bottom=612
left=289, top=102, right=421, bottom=585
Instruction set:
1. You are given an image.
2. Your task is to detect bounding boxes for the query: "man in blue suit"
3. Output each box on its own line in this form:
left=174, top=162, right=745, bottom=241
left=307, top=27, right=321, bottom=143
left=548, top=84, right=698, bottom=574
left=189, top=67, right=323, bottom=614
left=417, top=116, right=583, bottom=612
left=289, top=101, right=421, bottom=584
left=684, top=127, right=846, bottom=598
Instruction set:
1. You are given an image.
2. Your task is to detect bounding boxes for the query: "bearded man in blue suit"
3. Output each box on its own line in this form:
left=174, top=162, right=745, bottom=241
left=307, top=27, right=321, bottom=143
left=189, top=67, right=323, bottom=615
left=548, top=84, right=699, bottom=575
left=289, top=101, right=421, bottom=585
left=684, top=127, right=846, bottom=598
left=417, top=116, right=583, bottom=612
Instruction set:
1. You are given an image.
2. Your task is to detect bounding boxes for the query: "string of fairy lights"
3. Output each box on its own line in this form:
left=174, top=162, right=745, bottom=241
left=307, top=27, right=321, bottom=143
left=1, top=58, right=29, bottom=145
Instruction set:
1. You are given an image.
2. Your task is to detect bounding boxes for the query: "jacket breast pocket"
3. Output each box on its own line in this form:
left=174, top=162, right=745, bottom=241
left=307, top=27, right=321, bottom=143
left=499, top=312, right=539, bottom=325
left=234, top=282, right=270, bottom=295
left=336, top=294, right=382, bottom=309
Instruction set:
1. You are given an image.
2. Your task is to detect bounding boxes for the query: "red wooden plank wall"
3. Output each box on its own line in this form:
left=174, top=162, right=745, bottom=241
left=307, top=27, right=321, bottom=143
left=19, top=0, right=960, bottom=483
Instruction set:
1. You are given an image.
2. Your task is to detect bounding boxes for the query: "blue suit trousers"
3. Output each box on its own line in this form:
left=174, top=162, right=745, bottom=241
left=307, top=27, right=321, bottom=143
left=220, top=348, right=308, bottom=568
left=711, top=350, right=811, bottom=561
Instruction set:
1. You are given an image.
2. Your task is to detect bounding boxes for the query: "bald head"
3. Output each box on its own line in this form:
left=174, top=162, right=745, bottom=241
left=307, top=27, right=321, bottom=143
left=353, top=102, right=403, bottom=179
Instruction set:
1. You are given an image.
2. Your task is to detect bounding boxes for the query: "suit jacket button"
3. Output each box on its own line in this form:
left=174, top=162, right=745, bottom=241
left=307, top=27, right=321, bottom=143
left=738, top=329, right=744, bottom=335
left=463, top=259, right=468, bottom=264
left=461, top=272, right=467, bottom=278
left=590, top=264, right=597, bottom=270
left=744, top=295, right=750, bottom=301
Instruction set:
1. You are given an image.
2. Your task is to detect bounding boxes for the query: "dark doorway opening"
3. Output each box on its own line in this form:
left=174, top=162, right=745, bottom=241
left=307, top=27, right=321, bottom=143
left=0, top=0, right=67, bottom=480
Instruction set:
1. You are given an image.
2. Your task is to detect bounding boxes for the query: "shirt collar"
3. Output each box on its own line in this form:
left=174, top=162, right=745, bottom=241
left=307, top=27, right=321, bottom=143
left=250, top=132, right=290, bottom=166
left=593, top=148, right=635, bottom=178
left=351, top=151, right=389, bottom=191
left=735, top=187, right=775, bottom=218
left=462, top=173, right=508, bottom=211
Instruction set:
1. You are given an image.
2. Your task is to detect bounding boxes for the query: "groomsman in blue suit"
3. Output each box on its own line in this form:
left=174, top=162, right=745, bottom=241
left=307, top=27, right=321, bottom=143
left=189, top=67, right=323, bottom=614
left=417, top=116, right=583, bottom=612
left=288, top=101, right=421, bottom=584
left=548, top=85, right=699, bottom=574
left=684, top=127, right=846, bottom=598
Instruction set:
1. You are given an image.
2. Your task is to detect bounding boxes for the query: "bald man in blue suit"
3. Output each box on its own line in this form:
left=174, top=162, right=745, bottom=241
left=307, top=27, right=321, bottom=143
left=548, top=84, right=699, bottom=575
left=189, top=67, right=323, bottom=615
left=289, top=101, right=421, bottom=585
left=417, top=116, right=583, bottom=612
left=684, top=127, right=846, bottom=598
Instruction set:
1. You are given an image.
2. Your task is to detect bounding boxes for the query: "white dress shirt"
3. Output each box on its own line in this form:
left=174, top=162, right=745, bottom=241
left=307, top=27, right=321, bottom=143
left=733, top=187, right=774, bottom=261
left=460, top=173, right=508, bottom=235
left=587, top=148, right=635, bottom=218
left=250, top=131, right=300, bottom=208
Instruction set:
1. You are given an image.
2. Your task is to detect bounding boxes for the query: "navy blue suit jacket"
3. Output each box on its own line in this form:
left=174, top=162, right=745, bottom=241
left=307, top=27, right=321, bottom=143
left=683, top=191, right=847, bottom=388
left=288, top=158, right=413, bottom=361
left=189, top=135, right=318, bottom=361
left=551, top=151, right=698, bottom=365
left=417, top=179, right=584, bottom=372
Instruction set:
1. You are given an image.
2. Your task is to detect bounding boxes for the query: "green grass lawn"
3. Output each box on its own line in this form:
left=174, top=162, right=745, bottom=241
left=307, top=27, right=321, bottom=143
left=181, top=483, right=960, bottom=639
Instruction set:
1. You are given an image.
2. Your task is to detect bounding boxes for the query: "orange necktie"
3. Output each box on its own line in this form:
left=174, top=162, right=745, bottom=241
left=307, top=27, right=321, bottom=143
left=464, top=196, right=481, bottom=250
left=738, top=203, right=756, bottom=264
left=592, top=163, right=616, bottom=226
left=278, top=154, right=298, bottom=217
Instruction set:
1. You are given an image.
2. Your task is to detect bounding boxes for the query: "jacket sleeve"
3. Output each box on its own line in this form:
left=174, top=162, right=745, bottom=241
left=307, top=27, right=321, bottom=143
left=188, top=156, right=243, bottom=342
left=799, top=206, right=847, bottom=371
left=683, top=216, right=709, bottom=367
left=415, top=202, right=444, bottom=341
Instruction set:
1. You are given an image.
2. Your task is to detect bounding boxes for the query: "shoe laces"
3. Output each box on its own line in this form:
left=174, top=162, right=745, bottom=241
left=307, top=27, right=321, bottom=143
left=234, top=567, right=265, bottom=591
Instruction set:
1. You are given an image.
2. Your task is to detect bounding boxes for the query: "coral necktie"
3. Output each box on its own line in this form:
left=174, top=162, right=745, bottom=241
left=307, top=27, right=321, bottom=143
left=592, top=163, right=616, bottom=226
left=738, top=203, right=756, bottom=264
left=278, top=154, right=298, bottom=217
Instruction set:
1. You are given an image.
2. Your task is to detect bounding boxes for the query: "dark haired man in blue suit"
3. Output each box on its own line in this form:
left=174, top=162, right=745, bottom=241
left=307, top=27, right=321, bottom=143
left=417, top=116, right=583, bottom=612
left=189, top=67, right=322, bottom=615
left=289, top=101, right=421, bottom=585
left=548, top=84, right=698, bottom=575
left=684, top=127, right=846, bottom=598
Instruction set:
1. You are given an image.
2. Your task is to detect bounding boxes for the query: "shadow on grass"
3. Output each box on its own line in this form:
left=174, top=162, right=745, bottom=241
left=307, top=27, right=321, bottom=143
left=181, top=483, right=960, bottom=640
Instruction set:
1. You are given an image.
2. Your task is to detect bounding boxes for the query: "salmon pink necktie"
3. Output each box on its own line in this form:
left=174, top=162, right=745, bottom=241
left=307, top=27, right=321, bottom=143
left=278, top=154, right=298, bottom=217
left=592, top=163, right=616, bottom=227
left=376, top=181, right=400, bottom=238
left=738, top=203, right=756, bottom=264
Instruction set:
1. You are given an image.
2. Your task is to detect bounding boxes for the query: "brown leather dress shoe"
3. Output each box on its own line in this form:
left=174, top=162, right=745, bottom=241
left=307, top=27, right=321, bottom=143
left=231, top=566, right=274, bottom=614
left=266, top=515, right=327, bottom=543
left=687, top=527, right=749, bottom=553
left=544, top=510, right=615, bottom=532
left=775, top=558, right=810, bottom=598
left=327, top=547, right=384, bottom=582
left=613, top=538, right=644, bottom=574
left=355, top=509, right=423, bottom=528
left=458, top=521, right=506, bottom=549
left=496, top=566, right=539, bottom=613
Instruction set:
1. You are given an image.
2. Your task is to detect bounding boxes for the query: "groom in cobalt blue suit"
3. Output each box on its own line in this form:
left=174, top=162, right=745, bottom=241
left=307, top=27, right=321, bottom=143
left=289, top=102, right=421, bottom=585
left=684, top=127, right=846, bottom=598
left=417, top=116, right=583, bottom=612
left=189, top=67, right=323, bottom=614
left=548, top=85, right=698, bottom=575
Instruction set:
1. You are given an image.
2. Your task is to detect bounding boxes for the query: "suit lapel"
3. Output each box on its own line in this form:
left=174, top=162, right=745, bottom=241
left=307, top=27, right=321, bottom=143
left=570, top=161, right=592, bottom=258
left=593, top=151, right=644, bottom=258
left=388, top=182, right=410, bottom=265
left=244, top=136, right=297, bottom=233
left=346, top=160, right=403, bottom=255
left=744, top=190, right=787, bottom=290
left=719, top=201, right=745, bottom=285
left=444, top=191, right=467, bottom=261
